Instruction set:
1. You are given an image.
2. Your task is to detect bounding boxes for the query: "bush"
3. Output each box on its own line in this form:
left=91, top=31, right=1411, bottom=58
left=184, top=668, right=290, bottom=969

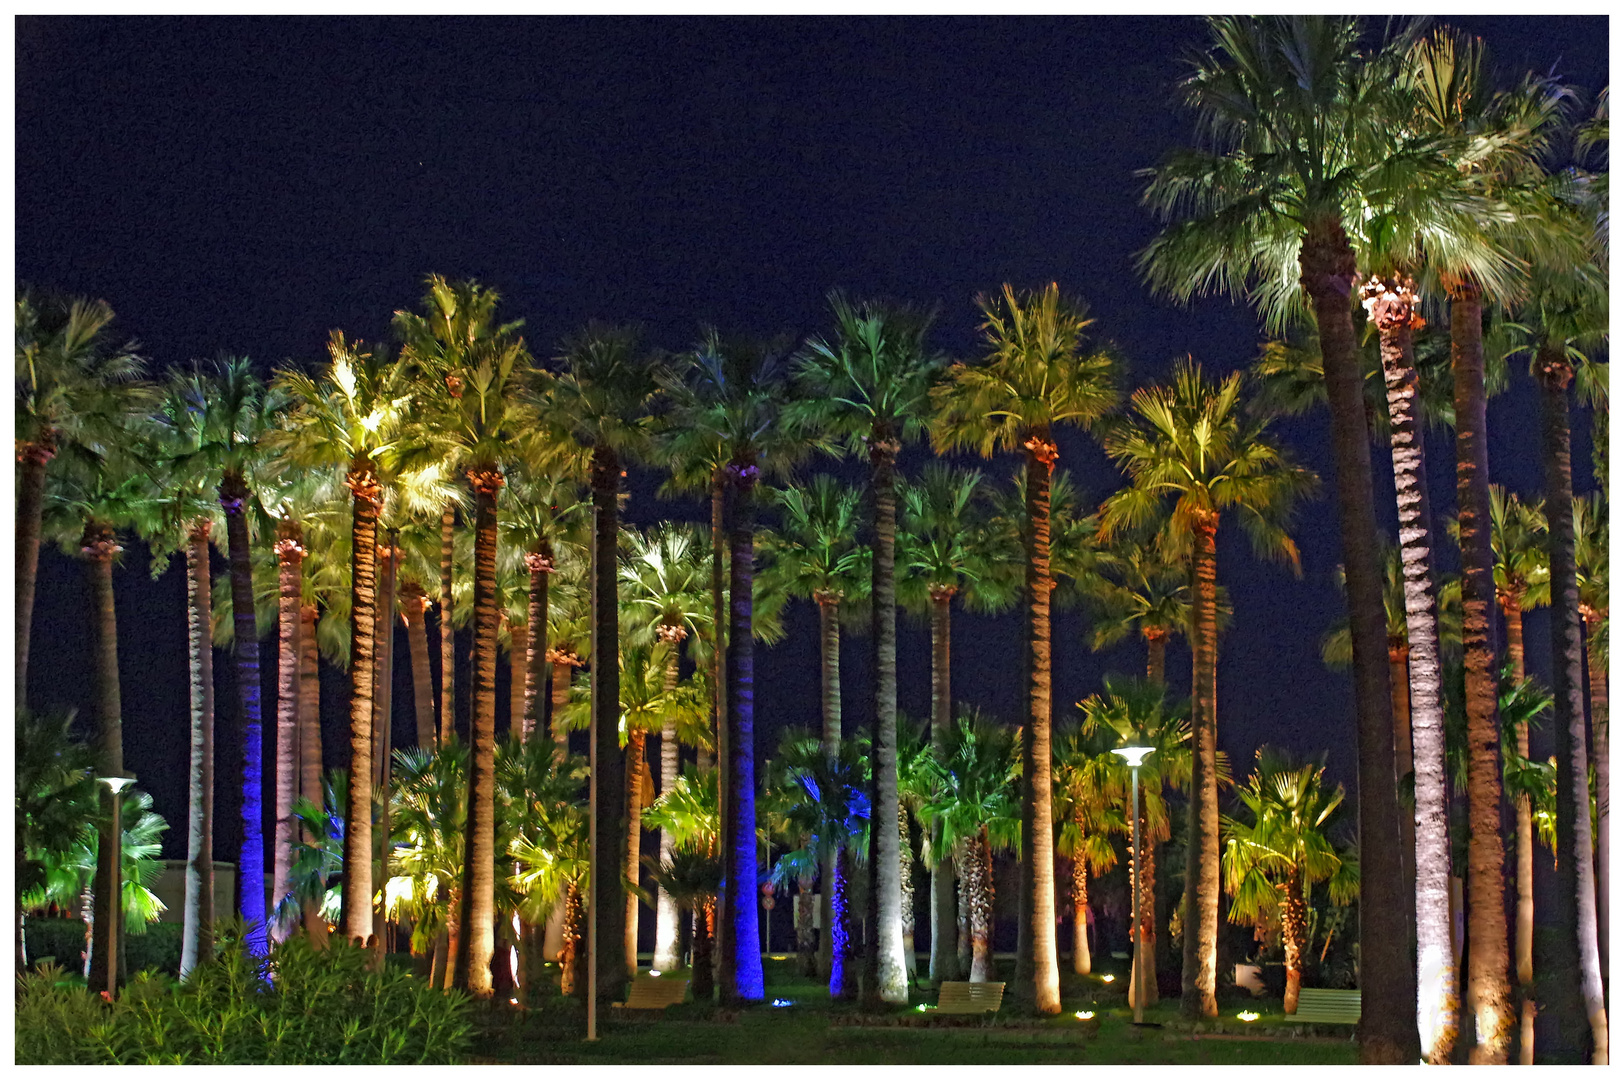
left=16, top=925, right=473, bottom=1064
left=21, top=917, right=183, bottom=977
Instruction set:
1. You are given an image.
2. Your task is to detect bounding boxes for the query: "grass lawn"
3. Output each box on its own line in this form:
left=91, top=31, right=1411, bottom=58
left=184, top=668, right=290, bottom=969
left=472, top=957, right=1359, bottom=1065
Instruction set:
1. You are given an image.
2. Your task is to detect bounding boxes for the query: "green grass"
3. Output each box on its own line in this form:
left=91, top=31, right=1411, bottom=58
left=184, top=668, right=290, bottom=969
left=472, top=958, right=1359, bottom=1065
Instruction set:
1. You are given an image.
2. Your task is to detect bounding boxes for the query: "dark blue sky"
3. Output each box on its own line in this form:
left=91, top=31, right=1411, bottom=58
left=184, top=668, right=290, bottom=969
left=16, top=16, right=1607, bottom=861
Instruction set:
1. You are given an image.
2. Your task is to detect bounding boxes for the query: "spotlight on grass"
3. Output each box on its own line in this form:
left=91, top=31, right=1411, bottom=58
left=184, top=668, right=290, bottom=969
left=1075, top=1011, right=1095, bottom=1020
left=1237, top=1011, right=1260, bottom=1022
left=771, top=998, right=795, bottom=1008
left=649, top=970, right=661, bottom=977
left=1101, top=974, right=1115, bottom=983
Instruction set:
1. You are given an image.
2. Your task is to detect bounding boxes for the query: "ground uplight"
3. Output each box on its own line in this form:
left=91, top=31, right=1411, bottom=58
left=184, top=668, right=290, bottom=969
left=1238, top=1011, right=1260, bottom=1022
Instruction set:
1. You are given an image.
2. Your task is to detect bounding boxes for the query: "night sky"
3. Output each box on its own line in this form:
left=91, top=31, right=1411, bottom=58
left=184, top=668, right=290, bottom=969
left=16, top=16, right=1608, bottom=870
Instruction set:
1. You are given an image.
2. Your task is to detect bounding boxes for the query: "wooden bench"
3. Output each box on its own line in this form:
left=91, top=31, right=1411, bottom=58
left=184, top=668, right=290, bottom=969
left=935, top=981, right=1005, bottom=1014
left=612, top=974, right=690, bottom=1009
left=1292, top=988, right=1361, bottom=1024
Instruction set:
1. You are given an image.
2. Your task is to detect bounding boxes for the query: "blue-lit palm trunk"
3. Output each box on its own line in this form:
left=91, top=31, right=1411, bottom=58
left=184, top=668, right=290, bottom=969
left=220, top=470, right=267, bottom=955
left=719, top=458, right=763, bottom=1002
left=829, top=848, right=853, bottom=998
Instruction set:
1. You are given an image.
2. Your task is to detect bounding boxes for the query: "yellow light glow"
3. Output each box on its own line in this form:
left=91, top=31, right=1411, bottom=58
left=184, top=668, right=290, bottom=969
left=1075, top=1011, right=1094, bottom=1020
left=1102, top=974, right=1115, bottom=983
left=649, top=970, right=661, bottom=977
left=1238, top=1011, right=1260, bottom=1022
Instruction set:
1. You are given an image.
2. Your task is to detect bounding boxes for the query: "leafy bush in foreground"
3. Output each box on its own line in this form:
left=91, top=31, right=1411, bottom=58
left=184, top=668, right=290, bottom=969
left=16, top=926, right=472, bottom=1064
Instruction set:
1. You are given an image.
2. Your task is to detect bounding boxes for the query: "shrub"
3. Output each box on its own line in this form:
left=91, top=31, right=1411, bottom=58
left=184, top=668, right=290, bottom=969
left=16, top=925, right=473, bottom=1064
left=21, top=917, right=183, bottom=977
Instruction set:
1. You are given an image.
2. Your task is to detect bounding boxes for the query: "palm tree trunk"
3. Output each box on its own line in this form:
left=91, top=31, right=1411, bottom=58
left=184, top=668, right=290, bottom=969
left=340, top=463, right=380, bottom=946
left=508, top=619, right=527, bottom=741
left=899, top=803, right=916, bottom=981
left=1144, top=627, right=1167, bottom=686
left=443, top=885, right=462, bottom=991
left=454, top=471, right=502, bottom=998
left=655, top=652, right=682, bottom=972
left=401, top=585, right=436, bottom=750
left=1140, top=828, right=1159, bottom=1004
left=1501, top=592, right=1537, bottom=1064
left=816, top=593, right=842, bottom=980
left=372, top=537, right=397, bottom=964
left=1282, top=874, right=1307, bottom=1015
left=928, top=587, right=959, bottom=984
left=298, top=601, right=325, bottom=947
left=967, top=831, right=993, bottom=983
left=1449, top=282, right=1514, bottom=1063
left=795, top=873, right=816, bottom=975
left=861, top=437, right=907, bottom=1009
left=272, top=520, right=305, bottom=943
left=220, top=472, right=268, bottom=955
left=706, top=465, right=726, bottom=776
left=181, top=521, right=215, bottom=977
left=83, top=521, right=123, bottom=996
left=1302, top=227, right=1414, bottom=1062
left=1016, top=434, right=1062, bottom=1014
left=524, top=544, right=554, bottom=744
left=690, top=897, right=714, bottom=1001
left=551, top=656, right=573, bottom=752
left=624, top=724, right=646, bottom=977
left=1584, top=616, right=1609, bottom=973
left=829, top=846, right=854, bottom=999
left=15, top=439, right=52, bottom=707
left=1180, top=511, right=1220, bottom=1019
left=439, top=501, right=456, bottom=748
left=1365, top=276, right=1455, bottom=1061
left=590, top=446, right=628, bottom=1004
left=720, top=458, right=765, bottom=1003
left=956, top=849, right=972, bottom=976
left=1071, top=824, right=1091, bottom=976
left=1536, top=354, right=1608, bottom=1063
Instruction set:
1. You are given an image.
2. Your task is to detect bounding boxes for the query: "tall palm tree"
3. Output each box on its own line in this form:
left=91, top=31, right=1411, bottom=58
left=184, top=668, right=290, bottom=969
left=176, top=356, right=285, bottom=957
left=917, top=710, right=1020, bottom=984
left=395, top=276, right=534, bottom=999
left=1138, top=17, right=1429, bottom=1058
left=760, top=475, right=869, bottom=978
left=1504, top=215, right=1610, bottom=1060
left=41, top=447, right=158, bottom=990
left=798, top=294, right=943, bottom=1007
left=1221, top=748, right=1357, bottom=1015
left=931, top=282, right=1115, bottom=1013
left=1077, top=676, right=1194, bottom=1007
left=1051, top=722, right=1123, bottom=978
left=665, top=329, right=812, bottom=1004
left=1085, top=532, right=1193, bottom=686
left=1574, top=492, right=1609, bottom=972
left=271, top=333, right=414, bottom=952
left=539, top=322, right=663, bottom=1005
left=1403, top=33, right=1582, bottom=1061
left=14, top=289, right=144, bottom=708
left=620, top=522, right=713, bottom=972
left=1099, top=360, right=1315, bottom=1019
left=643, top=766, right=726, bottom=998
left=897, top=463, right=1013, bottom=985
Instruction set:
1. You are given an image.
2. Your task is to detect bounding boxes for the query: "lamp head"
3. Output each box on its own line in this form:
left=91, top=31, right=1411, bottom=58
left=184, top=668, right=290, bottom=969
left=98, top=774, right=136, bottom=794
left=1112, top=746, right=1154, bottom=768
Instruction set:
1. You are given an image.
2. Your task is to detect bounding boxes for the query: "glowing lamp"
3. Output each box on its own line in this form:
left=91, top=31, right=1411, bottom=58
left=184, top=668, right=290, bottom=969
left=1238, top=1011, right=1260, bottom=1022
left=1101, top=974, right=1115, bottom=983
left=1075, top=1011, right=1095, bottom=1020
left=98, top=775, right=137, bottom=794
left=648, top=970, right=661, bottom=977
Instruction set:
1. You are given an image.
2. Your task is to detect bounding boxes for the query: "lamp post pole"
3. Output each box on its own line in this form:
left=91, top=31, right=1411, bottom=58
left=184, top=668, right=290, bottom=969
left=90, top=774, right=136, bottom=999
left=1112, top=746, right=1153, bottom=1025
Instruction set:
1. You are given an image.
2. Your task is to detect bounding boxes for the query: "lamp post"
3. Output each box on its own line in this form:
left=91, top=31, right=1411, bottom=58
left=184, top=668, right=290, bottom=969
left=1112, top=746, right=1153, bottom=1025
left=89, top=773, right=136, bottom=999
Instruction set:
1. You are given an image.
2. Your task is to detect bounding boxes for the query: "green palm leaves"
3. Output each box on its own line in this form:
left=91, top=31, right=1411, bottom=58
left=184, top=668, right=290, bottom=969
left=1222, top=748, right=1355, bottom=925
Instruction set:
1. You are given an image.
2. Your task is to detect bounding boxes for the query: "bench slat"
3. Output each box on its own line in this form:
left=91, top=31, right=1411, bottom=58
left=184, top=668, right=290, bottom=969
left=1291, top=988, right=1361, bottom=1024
left=936, top=981, right=1005, bottom=1014
left=614, top=976, right=690, bottom=1009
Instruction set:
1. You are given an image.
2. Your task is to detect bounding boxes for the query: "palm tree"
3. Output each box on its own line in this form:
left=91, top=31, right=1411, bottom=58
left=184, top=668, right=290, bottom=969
left=1574, top=492, right=1609, bottom=971
left=917, top=710, right=1020, bottom=984
left=1051, top=722, right=1123, bottom=977
left=395, top=276, right=535, bottom=999
left=797, top=295, right=945, bottom=1008
left=15, top=708, right=100, bottom=969
left=384, top=740, right=468, bottom=988
left=175, top=356, right=288, bottom=956
left=762, top=731, right=872, bottom=999
left=272, top=333, right=414, bottom=953
left=1077, top=676, right=1194, bottom=1007
left=1222, top=748, right=1357, bottom=1015
left=539, top=322, right=663, bottom=1005
left=897, top=463, right=1013, bottom=984
left=1099, top=360, right=1314, bottom=1019
left=14, top=289, right=145, bottom=708
left=507, top=747, right=591, bottom=998
left=620, top=522, right=713, bottom=973
left=643, top=766, right=725, bottom=997
left=760, top=475, right=869, bottom=978
left=43, top=435, right=161, bottom=989
left=665, top=329, right=812, bottom=1004
left=930, top=282, right=1115, bottom=1012
left=1138, top=17, right=1430, bottom=1058
left=1505, top=219, right=1610, bottom=1059
left=1085, top=533, right=1193, bottom=686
